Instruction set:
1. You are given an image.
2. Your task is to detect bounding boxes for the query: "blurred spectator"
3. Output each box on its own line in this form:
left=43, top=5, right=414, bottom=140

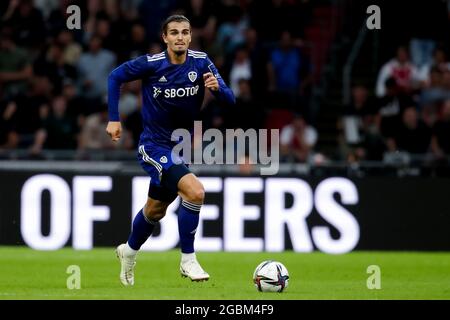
left=243, top=27, right=268, bottom=98
left=431, top=99, right=450, bottom=159
left=47, top=0, right=76, bottom=37
left=61, top=79, right=88, bottom=121
left=6, top=76, right=52, bottom=148
left=105, top=1, right=139, bottom=61
left=33, top=0, right=59, bottom=19
left=0, top=26, right=33, bottom=99
left=119, top=80, right=140, bottom=117
left=57, top=30, right=83, bottom=67
left=376, top=77, right=413, bottom=139
left=120, top=0, right=142, bottom=21
left=125, top=23, right=150, bottom=59
left=386, top=106, right=432, bottom=155
left=407, top=0, right=449, bottom=69
left=267, top=30, right=312, bottom=112
left=267, top=31, right=298, bottom=92
left=216, top=5, right=248, bottom=56
left=340, top=85, right=375, bottom=144
left=94, top=17, right=117, bottom=52
left=191, top=1, right=221, bottom=65
left=229, top=47, right=251, bottom=96
left=420, top=66, right=449, bottom=126
left=338, top=85, right=385, bottom=161
left=78, top=105, right=132, bottom=151
left=77, top=35, right=116, bottom=100
left=33, top=42, right=78, bottom=95
left=29, top=95, right=78, bottom=154
left=280, top=114, right=318, bottom=163
left=2, top=0, right=47, bottom=49
left=417, top=46, right=450, bottom=84
left=83, top=0, right=103, bottom=44
left=182, top=0, right=217, bottom=43
left=376, top=46, right=421, bottom=97
left=410, top=39, right=435, bottom=72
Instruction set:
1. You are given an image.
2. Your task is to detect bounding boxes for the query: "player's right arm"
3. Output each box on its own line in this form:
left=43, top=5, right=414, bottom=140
left=106, top=55, right=154, bottom=140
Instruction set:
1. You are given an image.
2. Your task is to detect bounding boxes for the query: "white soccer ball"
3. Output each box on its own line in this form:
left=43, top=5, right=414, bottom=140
left=253, top=260, right=289, bottom=292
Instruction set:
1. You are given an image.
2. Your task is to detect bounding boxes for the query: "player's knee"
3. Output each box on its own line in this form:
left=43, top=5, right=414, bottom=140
left=185, top=186, right=205, bottom=204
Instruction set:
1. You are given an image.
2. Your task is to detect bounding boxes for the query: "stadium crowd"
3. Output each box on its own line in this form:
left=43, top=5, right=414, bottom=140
left=0, top=0, right=449, bottom=166
left=338, top=44, right=450, bottom=165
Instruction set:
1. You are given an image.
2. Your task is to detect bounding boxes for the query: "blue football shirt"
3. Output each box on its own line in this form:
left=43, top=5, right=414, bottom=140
left=108, top=49, right=235, bottom=146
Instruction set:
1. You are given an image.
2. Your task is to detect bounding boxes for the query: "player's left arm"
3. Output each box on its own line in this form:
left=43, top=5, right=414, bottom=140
left=203, top=58, right=235, bottom=105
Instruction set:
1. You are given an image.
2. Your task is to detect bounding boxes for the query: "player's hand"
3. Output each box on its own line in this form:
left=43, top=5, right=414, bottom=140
left=106, top=121, right=122, bottom=141
left=203, top=73, right=219, bottom=91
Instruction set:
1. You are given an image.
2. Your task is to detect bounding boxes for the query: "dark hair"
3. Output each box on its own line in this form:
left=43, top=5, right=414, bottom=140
left=162, top=15, right=190, bottom=35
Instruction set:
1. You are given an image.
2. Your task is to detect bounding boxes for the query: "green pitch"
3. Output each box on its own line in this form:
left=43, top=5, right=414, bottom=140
left=0, top=246, right=449, bottom=300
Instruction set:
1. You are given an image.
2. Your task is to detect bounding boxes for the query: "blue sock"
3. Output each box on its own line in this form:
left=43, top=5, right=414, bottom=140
left=178, top=200, right=201, bottom=253
left=127, top=209, right=156, bottom=250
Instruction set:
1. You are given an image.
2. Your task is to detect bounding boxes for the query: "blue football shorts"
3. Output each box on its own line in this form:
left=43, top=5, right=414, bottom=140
left=137, top=143, right=191, bottom=202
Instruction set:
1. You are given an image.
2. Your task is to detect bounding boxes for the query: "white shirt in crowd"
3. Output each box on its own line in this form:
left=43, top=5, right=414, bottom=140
left=229, top=59, right=252, bottom=96
left=280, top=124, right=318, bottom=147
left=375, top=59, right=420, bottom=97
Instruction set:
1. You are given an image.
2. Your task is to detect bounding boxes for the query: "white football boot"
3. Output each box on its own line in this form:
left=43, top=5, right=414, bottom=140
left=116, top=244, right=136, bottom=286
left=180, top=258, right=210, bottom=281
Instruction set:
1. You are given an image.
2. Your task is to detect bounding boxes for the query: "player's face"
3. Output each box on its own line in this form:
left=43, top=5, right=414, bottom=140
left=163, top=21, right=191, bottom=55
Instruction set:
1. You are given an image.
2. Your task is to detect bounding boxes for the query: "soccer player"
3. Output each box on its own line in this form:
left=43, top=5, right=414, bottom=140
left=106, top=15, right=235, bottom=286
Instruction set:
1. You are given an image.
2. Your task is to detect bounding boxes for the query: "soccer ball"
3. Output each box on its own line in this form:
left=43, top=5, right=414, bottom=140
left=253, top=260, right=289, bottom=292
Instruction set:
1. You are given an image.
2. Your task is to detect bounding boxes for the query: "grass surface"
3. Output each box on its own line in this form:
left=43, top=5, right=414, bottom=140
left=0, top=246, right=449, bottom=300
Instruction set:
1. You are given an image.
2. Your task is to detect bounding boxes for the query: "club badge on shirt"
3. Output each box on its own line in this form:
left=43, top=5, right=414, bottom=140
left=188, top=71, right=197, bottom=83
left=160, top=156, right=168, bottom=163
